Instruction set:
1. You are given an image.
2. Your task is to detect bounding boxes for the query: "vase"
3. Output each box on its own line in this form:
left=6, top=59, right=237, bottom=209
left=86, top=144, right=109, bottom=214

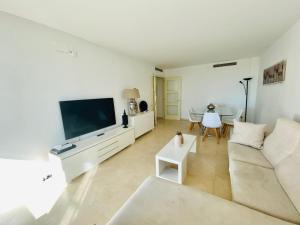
left=174, top=131, right=184, bottom=148
left=122, top=110, right=128, bottom=128
left=207, top=103, right=215, bottom=112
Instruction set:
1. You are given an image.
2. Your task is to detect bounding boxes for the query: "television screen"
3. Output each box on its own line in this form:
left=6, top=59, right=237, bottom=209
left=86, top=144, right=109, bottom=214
left=59, top=98, right=116, bottom=140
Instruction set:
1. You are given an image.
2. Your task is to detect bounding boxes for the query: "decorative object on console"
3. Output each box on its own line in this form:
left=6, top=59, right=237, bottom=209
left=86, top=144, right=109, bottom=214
left=139, top=100, right=148, bottom=112
left=174, top=131, right=184, bottom=147
left=123, top=88, right=140, bottom=116
left=239, top=77, right=252, bottom=122
left=263, top=60, right=286, bottom=85
left=122, top=110, right=128, bottom=128
left=207, top=103, right=215, bottom=112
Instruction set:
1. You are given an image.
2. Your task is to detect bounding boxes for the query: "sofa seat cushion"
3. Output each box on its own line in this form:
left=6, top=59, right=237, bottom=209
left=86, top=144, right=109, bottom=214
left=263, top=118, right=300, bottom=167
left=107, top=176, right=294, bottom=225
left=229, top=160, right=300, bottom=224
left=228, top=142, right=273, bottom=168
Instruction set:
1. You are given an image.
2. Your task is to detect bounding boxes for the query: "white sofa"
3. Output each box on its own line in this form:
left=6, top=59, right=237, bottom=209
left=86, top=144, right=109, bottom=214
left=228, top=118, right=300, bottom=224
left=107, top=176, right=293, bottom=225
left=107, top=118, right=300, bottom=225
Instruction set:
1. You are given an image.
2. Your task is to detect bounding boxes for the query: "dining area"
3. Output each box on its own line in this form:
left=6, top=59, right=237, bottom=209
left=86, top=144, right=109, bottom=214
left=188, top=103, right=243, bottom=144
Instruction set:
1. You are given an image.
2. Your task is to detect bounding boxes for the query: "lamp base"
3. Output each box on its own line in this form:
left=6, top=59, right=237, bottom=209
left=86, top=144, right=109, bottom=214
left=128, top=99, right=138, bottom=116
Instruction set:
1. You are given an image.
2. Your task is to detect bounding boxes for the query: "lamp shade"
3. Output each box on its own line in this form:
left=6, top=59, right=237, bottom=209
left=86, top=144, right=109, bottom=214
left=123, top=88, right=140, bottom=99
left=133, top=88, right=140, bottom=98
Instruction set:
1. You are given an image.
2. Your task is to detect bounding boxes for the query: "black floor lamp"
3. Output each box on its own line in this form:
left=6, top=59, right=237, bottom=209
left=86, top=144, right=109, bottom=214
left=239, top=77, right=252, bottom=122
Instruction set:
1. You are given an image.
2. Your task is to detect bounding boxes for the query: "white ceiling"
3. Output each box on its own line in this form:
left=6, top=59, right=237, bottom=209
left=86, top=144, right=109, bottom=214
left=1, top=0, right=300, bottom=68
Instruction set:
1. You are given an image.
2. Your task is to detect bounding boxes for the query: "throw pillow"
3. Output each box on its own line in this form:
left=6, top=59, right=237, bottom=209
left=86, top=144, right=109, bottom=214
left=229, top=120, right=266, bottom=149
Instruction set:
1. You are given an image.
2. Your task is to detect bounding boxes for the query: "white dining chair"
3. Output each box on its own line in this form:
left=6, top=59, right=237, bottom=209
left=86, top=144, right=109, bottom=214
left=202, top=112, right=222, bottom=144
left=188, top=108, right=202, bottom=131
left=222, top=109, right=243, bottom=137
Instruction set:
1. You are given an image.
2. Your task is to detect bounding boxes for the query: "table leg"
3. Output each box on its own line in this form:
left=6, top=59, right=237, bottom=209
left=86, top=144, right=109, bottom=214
left=156, top=157, right=166, bottom=177
left=178, top=158, right=187, bottom=184
left=189, top=140, right=197, bottom=153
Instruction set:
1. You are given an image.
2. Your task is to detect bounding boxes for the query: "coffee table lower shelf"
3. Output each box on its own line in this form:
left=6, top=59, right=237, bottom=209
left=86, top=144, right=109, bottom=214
left=158, top=167, right=178, bottom=183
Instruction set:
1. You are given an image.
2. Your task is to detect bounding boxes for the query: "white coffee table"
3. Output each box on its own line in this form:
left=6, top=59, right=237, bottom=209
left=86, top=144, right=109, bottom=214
left=155, top=134, right=197, bottom=184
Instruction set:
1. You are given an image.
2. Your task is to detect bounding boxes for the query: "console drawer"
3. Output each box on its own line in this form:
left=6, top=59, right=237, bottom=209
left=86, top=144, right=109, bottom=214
left=62, top=147, right=98, bottom=182
left=119, top=129, right=135, bottom=149
left=96, top=140, right=119, bottom=158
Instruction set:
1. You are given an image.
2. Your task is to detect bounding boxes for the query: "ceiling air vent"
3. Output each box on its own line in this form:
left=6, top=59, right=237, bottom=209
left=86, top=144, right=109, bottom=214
left=155, top=67, right=163, bottom=72
left=213, top=62, right=237, bottom=68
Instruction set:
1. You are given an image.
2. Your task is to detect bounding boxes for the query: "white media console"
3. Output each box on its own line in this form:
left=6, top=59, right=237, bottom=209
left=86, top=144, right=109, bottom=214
left=129, top=111, right=154, bottom=138
left=49, top=126, right=135, bottom=182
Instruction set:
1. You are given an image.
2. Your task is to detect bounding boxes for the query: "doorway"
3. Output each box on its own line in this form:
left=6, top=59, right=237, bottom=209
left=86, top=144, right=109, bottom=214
left=153, top=76, right=182, bottom=124
left=153, top=76, right=165, bottom=125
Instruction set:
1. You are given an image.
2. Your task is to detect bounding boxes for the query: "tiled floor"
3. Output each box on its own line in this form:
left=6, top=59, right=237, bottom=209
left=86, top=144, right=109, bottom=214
left=1, top=119, right=231, bottom=225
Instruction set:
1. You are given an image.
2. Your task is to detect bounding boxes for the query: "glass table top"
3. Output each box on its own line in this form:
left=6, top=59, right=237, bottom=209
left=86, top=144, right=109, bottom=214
left=191, top=107, right=234, bottom=116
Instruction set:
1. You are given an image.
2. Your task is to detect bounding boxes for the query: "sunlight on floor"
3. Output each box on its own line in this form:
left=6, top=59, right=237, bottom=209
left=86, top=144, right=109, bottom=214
left=0, top=158, right=66, bottom=219
left=59, top=167, right=98, bottom=225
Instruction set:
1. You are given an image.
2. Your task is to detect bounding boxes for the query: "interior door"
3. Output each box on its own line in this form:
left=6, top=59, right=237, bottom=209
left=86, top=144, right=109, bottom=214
left=164, top=77, right=181, bottom=120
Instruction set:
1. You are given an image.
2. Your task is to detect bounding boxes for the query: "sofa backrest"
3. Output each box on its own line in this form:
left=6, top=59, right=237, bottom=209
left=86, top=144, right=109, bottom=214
left=262, top=118, right=300, bottom=167
left=275, top=143, right=300, bottom=213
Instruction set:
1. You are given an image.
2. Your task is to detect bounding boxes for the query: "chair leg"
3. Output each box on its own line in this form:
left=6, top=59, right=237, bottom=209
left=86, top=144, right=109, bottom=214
left=198, top=122, right=203, bottom=134
left=226, top=125, right=233, bottom=138
left=202, top=128, right=209, bottom=142
left=189, top=122, right=195, bottom=131
left=223, top=124, right=227, bottom=137
left=218, top=128, right=222, bottom=138
left=213, top=128, right=220, bottom=144
left=197, top=122, right=202, bottom=129
left=222, top=124, right=225, bottom=135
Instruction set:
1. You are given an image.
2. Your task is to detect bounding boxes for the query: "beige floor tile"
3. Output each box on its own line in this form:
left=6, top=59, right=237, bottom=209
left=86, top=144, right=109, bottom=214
left=0, top=119, right=232, bottom=225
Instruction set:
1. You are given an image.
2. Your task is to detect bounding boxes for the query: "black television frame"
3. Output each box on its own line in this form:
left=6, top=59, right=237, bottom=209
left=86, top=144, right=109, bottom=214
left=59, top=98, right=116, bottom=140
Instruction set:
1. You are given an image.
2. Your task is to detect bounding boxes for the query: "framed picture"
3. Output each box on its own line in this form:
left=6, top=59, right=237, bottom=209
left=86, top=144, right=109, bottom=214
left=263, top=60, right=287, bottom=85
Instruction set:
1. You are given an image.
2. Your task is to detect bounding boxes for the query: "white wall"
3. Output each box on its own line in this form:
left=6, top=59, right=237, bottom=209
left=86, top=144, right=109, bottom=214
left=255, top=20, right=300, bottom=127
left=164, top=58, right=260, bottom=121
left=0, top=12, right=154, bottom=160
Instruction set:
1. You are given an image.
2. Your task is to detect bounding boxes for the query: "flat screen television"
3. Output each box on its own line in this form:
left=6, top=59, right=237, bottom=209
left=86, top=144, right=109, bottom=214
left=59, top=98, right=116, bottom=140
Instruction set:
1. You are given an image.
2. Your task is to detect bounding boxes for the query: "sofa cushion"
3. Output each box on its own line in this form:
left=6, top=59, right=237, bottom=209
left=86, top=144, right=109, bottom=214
left=229, top=160, right=300, bottom=224
left=230, top=120, right=266, bottom=149
left=263, top=118, right=300, bottom=167
left=107, top=176, right=293, bottom=225
left=275, top=144, right=300, bottom=213
left=228, top=142, right=273, bottom=168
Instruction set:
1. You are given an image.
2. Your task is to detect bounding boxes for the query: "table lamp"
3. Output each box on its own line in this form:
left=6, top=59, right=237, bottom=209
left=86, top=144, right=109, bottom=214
left=123, top=88, right=140, bottom=115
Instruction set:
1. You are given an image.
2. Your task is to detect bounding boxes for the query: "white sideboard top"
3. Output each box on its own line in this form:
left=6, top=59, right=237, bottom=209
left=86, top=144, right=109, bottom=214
left=129, top=111, right=153, bottom=117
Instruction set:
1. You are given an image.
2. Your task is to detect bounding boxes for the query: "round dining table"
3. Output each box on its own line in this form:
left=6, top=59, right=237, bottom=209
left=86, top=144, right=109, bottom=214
left=190, top=107, right=234, bottom=135
left=191, top=107, right=234, bottom=117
